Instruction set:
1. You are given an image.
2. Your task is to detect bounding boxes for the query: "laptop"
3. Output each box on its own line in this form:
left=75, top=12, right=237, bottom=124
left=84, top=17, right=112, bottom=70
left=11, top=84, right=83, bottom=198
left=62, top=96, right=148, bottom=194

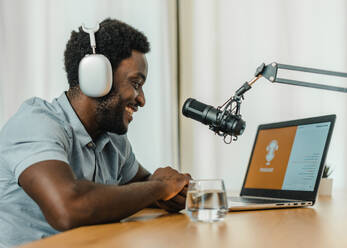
left=228, top=114, right=336, bottom=211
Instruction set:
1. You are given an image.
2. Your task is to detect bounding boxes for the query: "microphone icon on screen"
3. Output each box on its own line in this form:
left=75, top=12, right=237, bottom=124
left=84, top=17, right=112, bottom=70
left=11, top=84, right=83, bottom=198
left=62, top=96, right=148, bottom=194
left=266, top=140, right=279, bottom=165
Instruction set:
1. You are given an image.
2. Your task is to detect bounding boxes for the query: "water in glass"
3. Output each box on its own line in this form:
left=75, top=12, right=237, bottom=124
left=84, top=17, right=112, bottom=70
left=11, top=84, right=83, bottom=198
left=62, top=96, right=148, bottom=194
left=186, top=180, right=228, bottom=222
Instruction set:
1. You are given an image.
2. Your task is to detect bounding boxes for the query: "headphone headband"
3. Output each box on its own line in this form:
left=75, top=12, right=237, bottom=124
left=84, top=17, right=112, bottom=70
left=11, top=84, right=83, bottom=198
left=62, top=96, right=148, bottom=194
left=82, top=23, right=100, bottom=54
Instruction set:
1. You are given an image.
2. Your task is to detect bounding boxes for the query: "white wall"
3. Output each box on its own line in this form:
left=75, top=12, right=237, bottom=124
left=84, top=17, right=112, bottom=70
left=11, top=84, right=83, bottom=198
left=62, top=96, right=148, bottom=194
left=179, top=0, right=347, bottom=191
left=0, top=0, right=178, bottom=173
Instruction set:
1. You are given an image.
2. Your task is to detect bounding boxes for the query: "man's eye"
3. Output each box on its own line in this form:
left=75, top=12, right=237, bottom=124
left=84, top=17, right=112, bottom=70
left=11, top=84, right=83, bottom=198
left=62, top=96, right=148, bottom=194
left=132, top=81, right=141, bottom=90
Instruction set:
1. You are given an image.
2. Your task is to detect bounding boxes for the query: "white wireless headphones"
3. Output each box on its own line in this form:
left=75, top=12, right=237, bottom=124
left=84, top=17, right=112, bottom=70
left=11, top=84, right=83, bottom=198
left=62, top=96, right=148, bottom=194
left=78, top=23, right=113, bottom=97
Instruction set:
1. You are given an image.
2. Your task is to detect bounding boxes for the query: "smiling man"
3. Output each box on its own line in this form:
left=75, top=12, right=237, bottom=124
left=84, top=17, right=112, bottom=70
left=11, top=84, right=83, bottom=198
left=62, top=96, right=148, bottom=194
left=0, top=18, right=190, bottom=247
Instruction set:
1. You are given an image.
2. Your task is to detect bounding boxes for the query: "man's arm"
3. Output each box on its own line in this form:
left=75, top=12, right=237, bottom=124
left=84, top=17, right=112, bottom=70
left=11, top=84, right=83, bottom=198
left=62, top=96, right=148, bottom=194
left=128, top=164, right=151, bottom=183
left=19, top=160, right=189, bottom=231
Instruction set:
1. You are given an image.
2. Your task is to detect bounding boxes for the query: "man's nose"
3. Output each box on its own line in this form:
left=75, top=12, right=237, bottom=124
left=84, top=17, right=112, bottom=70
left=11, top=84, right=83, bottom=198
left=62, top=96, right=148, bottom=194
left=136, top=89, right=145, bottom=107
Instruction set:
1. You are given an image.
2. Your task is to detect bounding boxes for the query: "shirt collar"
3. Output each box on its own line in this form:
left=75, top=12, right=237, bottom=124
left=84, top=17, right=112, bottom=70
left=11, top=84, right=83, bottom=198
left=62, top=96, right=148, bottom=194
left=56, top=92, right=110, bottom=150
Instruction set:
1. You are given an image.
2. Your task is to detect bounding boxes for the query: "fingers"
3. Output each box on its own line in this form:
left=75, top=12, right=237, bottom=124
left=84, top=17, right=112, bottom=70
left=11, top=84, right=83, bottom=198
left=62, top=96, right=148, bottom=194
left=185, top=173, right=192, bottom=180
left=156, top=200, right=180, bottom=213
left=169, top=193, right=186, bottom=206
left=183, top=173, right=192, bottom=185
left=179, top=186, right=188, bottom=197
left=157, top=195, right=186, bottom=213
left=179, top=173, right=192, bottom=197
left=150, top=166, right=193, bottom=201
left=157, top=189, right=187, bottom=213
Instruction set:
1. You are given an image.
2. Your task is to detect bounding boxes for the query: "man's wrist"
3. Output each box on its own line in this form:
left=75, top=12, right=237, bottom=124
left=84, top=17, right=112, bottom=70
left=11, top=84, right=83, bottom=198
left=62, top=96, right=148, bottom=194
left=144, top=173, right=152, bottom=181
left=148, top=180, right=167, bottom=201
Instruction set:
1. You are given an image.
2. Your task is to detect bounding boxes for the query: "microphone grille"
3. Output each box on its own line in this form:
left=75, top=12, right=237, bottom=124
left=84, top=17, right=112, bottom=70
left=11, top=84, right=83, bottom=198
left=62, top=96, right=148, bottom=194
left=189, top=99, right=206, bottom=112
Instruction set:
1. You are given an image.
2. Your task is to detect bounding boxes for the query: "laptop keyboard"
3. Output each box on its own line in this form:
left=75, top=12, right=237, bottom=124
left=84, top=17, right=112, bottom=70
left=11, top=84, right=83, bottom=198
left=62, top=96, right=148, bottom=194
left=230, top=196, right=295, bottom=204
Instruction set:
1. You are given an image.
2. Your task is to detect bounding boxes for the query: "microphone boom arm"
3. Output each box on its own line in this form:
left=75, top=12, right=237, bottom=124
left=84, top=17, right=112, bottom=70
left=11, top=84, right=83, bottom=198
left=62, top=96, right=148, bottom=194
left=217, top=62, right=347, bottom=143
left=255, top=62, right=347, bottom=93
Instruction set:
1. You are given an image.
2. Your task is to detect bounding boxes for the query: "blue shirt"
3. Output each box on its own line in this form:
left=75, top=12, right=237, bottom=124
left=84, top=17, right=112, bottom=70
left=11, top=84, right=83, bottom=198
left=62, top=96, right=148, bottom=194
left=0, top=93, right=139, bottom=247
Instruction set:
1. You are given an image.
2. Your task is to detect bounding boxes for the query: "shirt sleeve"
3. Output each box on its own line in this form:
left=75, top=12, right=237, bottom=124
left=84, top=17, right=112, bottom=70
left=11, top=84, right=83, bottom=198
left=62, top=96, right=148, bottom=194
left=0, top=103, right=70, bottom=183
left=118, top=136, right=139, bottom=184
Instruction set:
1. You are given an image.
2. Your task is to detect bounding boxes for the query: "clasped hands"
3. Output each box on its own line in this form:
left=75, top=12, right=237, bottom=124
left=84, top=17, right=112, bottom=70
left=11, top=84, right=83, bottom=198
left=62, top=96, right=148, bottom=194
left=149, top=166, right=192, bottom=213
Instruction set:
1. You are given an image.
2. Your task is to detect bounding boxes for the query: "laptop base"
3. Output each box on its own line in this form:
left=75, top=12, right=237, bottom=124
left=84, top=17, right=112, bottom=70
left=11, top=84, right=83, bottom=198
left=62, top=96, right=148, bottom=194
left=228, top=196, right=313, bottom=211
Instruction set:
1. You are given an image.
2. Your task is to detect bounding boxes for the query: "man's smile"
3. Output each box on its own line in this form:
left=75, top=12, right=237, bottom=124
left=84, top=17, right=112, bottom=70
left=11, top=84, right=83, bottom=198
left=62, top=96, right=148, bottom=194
left=125, top=104, right=138, bottom=121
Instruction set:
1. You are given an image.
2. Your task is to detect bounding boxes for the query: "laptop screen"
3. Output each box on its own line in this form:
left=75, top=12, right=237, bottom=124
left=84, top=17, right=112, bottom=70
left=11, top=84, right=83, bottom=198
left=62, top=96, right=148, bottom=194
left=244, top=122, right=331, bottom=191
left=241, top=115, right=335, bottom=202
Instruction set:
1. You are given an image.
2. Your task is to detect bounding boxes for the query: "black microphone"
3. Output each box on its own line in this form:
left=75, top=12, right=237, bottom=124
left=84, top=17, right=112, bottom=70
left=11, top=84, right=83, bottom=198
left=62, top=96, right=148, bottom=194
left=182, top=98, right=246, bottom=137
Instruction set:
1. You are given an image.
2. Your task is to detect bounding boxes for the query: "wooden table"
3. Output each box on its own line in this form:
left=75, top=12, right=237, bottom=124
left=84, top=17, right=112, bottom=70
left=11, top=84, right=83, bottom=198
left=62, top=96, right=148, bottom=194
left=21, top=192, right=347, bottom=248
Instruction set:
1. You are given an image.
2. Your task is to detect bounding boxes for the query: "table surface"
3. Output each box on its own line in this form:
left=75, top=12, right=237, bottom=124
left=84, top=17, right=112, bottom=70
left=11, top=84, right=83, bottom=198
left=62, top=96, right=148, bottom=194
left=20, top=192, right=347, bottom=248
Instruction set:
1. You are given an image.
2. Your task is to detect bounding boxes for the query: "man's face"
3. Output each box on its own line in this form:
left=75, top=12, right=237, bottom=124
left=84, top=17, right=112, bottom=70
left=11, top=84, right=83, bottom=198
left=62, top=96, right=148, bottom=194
left=95, top=50, right=148, bottom=135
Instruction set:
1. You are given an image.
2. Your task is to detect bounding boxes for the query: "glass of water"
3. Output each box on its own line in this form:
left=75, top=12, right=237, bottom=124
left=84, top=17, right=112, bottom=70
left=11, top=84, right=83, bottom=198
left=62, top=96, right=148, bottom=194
left=186, top=179, right=228, bottom=222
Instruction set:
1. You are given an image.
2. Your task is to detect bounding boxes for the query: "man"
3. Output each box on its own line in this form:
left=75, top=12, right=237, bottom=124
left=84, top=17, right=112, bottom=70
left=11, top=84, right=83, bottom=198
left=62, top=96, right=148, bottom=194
left=0, top=18, right=190, bottom=247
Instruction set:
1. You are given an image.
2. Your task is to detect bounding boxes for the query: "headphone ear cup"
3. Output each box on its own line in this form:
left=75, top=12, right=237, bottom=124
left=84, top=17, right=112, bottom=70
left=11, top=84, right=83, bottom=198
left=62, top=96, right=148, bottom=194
left=78, top=54, right=113, bottom=97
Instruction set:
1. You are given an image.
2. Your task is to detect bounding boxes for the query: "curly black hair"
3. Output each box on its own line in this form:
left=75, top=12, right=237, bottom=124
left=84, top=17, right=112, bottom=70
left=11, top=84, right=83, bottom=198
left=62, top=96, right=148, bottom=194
left=64, top=18, right=150, bottom=89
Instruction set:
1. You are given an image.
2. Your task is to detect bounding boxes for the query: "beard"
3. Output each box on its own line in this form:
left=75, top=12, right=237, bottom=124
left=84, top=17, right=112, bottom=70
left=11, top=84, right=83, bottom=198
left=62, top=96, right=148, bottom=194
left=95, top=93, right=128, bottom=135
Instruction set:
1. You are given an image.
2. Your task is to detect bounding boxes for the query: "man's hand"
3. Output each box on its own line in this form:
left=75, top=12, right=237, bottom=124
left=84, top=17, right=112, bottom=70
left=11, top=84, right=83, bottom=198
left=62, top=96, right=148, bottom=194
left=149, top=167, right=192, bottom=212
left=149, top=167, right=191, bottom=201
left=155, top=186, right=188, bottom=212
